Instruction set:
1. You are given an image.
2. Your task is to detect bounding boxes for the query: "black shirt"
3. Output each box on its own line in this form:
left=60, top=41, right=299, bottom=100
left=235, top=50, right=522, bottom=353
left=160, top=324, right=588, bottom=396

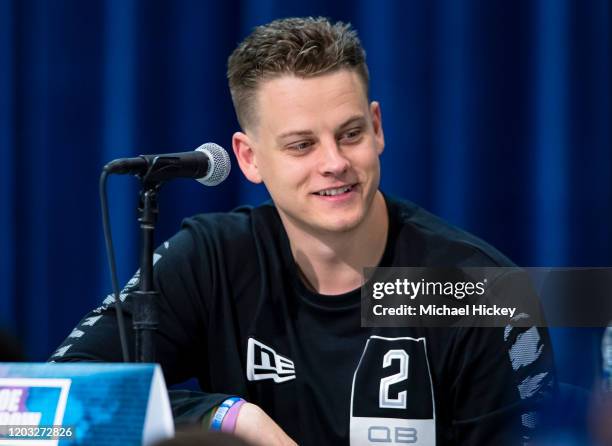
left=52, top=196, right=555, bottom=445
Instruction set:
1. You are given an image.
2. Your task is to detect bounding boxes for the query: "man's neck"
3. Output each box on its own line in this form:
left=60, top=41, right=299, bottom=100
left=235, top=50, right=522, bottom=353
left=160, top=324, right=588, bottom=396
left=281, top=192, right=389, bottom=295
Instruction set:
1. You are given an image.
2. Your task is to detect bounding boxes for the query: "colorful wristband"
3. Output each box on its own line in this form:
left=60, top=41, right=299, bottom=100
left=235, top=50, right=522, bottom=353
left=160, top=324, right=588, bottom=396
left=209, top=397, right=244, bottom=431
left=221, top=399, right=246, bottom=433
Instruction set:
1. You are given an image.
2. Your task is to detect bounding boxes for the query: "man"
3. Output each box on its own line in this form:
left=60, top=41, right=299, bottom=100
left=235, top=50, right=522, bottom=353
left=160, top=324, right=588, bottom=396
left=52, top=17, right=554, bottom=445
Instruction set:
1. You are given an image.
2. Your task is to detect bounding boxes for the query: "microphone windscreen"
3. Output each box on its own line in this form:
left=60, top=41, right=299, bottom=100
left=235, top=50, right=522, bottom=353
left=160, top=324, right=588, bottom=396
left=195, top=143, right=231, bottom=186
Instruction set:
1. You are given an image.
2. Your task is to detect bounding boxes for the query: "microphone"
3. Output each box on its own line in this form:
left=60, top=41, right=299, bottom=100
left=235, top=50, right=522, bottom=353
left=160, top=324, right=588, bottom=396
left=103, top=142, right=231, bottom=186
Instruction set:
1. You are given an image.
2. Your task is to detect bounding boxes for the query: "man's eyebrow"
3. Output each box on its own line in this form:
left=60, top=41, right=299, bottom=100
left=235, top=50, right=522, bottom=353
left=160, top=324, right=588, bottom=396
left=277, top=129, right=314, bottom=141
left=337, top=115, right=366, bottom=130
left=277, top=115, right=367, bottom=142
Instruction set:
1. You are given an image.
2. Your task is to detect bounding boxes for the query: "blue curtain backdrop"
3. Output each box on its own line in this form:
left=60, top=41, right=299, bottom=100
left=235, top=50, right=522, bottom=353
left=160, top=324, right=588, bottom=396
left=1, top=0, right=610, bottom=388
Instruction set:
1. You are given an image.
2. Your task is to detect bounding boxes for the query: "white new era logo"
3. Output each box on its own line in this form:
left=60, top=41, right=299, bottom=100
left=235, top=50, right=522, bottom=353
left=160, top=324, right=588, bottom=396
left=246, top=338, right=296, bottom=383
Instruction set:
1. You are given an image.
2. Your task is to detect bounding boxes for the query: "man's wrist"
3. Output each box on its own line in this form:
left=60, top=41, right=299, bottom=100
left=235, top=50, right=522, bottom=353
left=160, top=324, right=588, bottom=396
left=221, top=398, right=246, bottom=433
left=209, top=397, right=246, bottom=432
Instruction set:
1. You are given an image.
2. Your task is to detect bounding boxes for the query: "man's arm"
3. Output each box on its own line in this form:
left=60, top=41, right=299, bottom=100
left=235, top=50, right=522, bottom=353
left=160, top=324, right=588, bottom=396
left=450, top=270, right=557, bottom=444
left=50, top=226, right=296, bottom=444
left=450, top=325, right=555, bottom=444
left=51, top=229, right=207, bottom=380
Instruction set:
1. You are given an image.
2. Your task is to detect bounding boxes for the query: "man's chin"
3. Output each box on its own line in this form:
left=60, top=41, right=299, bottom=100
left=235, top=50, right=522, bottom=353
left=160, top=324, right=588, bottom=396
left=277, top=205, right=366, bottom=235
left=310, top=213, right=364, bottom=234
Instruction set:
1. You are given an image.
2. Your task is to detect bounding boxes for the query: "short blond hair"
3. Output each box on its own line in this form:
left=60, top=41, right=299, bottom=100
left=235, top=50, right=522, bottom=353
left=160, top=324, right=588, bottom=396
left=227, top=17, right=369, bottom=130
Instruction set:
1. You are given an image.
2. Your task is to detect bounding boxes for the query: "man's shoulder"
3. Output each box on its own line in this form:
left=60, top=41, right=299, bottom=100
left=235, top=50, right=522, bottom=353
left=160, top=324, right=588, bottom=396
left=386, top=196, right=514, bottom=267
left=180, top=201, right=279, bottom=244
left=183, top=204, right=254, bottom=231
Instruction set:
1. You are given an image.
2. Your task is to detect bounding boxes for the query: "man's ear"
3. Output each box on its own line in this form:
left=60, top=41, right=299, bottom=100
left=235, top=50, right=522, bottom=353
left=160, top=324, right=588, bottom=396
left=232, top=132, right=263, bottom=184
left=370, top=101, right=385, bottom=155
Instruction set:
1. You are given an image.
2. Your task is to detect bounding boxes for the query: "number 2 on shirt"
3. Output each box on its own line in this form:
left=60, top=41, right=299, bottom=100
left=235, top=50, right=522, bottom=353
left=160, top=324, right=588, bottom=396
left=350, top=336, right=436, bottom=446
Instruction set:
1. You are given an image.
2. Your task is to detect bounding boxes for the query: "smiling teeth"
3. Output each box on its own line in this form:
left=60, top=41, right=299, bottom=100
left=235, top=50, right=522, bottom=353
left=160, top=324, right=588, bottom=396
left=317, top=185, right=352, bottom=196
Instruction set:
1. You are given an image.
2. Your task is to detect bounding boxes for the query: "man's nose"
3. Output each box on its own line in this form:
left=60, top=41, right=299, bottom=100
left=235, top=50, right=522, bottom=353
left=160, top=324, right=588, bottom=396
left=318, top=139, right=350, bottom=176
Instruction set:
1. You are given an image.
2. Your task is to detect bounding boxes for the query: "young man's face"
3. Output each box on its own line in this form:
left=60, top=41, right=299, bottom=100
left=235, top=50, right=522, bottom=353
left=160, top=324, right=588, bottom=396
left=233, top=69, right=385, bottom=235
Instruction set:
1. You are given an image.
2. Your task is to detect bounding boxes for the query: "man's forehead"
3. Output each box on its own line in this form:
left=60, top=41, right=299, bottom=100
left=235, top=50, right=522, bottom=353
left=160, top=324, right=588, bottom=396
left=251, top=70, right=369, bottom=135
left=257, top=70, right=366, bottom=101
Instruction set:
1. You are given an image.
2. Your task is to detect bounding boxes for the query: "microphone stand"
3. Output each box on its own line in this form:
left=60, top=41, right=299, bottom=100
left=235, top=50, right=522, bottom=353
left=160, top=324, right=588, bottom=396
left=103, top=148, right=228, bottom=363
left=132, top=181, right=161, bottom=363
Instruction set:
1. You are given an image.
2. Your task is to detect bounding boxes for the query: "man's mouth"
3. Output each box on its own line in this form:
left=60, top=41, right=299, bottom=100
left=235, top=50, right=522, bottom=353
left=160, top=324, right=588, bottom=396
left=314, top=184, right=356, bottom=196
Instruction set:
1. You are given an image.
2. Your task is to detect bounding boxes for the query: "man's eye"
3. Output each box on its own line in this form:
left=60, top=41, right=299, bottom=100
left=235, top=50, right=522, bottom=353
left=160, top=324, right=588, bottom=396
left=287, top=141, right=313, bottom=152
left=340, top=128, right=363, bottom=143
